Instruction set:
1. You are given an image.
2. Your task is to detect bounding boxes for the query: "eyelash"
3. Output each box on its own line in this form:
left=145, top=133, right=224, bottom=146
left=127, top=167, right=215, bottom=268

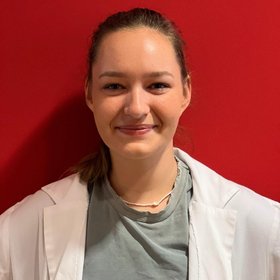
left=148, top=83, right=170, bottom=90
left=102, top=82, right=171, bottom=93
left=103, top=83, right=124, bottom=90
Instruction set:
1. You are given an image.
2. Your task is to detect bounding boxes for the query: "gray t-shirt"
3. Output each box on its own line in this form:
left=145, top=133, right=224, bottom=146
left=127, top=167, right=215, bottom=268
left=83, top=158, right=192, bottom=280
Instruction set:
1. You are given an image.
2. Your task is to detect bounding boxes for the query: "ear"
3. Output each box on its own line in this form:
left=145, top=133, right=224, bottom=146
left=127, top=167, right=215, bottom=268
left=181, top=75, right=192, bottom=111
left=85, top=79, right=94, bottom=112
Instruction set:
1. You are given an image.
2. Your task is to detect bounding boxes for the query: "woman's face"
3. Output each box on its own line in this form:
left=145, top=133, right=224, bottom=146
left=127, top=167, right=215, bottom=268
left=86, top=27, right=191, bottom=160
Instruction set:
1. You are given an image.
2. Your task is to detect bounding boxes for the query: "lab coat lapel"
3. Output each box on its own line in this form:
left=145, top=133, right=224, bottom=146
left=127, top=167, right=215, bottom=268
left=174, top=149, right=240, bottom=279
left=188, top=201, right=237, bottom=280
left=42, top=175, right=88, bottom=280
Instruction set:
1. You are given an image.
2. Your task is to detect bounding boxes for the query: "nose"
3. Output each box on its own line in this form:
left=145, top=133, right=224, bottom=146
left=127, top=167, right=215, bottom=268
left=124, top=87, right=150, bottom=119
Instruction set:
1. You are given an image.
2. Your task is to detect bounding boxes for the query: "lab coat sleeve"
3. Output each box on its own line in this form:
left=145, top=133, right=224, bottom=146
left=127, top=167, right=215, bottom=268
left=269, top=202, right=280, bottom=280
left=0, top=207, right=14, bottom=280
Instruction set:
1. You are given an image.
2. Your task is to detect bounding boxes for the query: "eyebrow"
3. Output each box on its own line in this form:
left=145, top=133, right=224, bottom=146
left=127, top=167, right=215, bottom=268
left=98, top=71, right=174, bottom=79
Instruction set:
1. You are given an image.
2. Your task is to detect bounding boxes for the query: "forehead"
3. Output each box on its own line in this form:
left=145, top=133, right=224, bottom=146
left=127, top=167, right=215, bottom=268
left=93, top=27, right=180, bottom=76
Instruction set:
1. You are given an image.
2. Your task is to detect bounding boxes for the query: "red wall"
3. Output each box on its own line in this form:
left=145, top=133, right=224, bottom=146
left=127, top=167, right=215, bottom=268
left=1, top=0, right=279, bottom=213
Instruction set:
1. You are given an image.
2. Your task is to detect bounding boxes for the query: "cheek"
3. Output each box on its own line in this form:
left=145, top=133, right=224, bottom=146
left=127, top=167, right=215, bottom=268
left=156, top=99, right=184, bottom=122
left=92, top=98, right=123, bottom=126
left=92, top=93, right=119, bottom=112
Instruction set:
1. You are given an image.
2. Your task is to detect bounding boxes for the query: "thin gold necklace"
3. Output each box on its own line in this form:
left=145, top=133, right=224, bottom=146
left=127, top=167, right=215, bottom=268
left=121, top=190, right=173, bottom=207
left=120, top=162, right=180, bottom=207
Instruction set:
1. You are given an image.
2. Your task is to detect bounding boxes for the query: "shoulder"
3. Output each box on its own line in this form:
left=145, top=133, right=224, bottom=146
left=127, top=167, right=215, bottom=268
left=174, top=147, right=279, bottom=209
left=229, top=182, right=279, bottom=215
left=0, top=174, right=83, bottom=220
left=0, top=189, right=53, bottom=230
left=0, top=174, right=87, bottom=277
left=0, top=174, right=86, bottom=238
left=175, top=147, right=279, bottom=236
left=41, top=173, right=87, bottom=203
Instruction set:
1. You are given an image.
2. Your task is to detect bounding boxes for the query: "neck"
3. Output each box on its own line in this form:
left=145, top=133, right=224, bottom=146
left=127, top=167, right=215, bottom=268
left=109, top=144, right=178, bottom=209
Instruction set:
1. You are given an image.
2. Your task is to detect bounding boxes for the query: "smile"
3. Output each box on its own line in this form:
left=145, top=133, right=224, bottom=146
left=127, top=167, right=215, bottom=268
left=115, top=124, right=157, bottom=136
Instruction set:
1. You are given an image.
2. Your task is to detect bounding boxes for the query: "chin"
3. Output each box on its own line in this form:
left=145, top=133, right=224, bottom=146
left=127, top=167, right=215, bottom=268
left=111, top=143, right=159, bottom=160
left=110, top=141, right=172, bottom=160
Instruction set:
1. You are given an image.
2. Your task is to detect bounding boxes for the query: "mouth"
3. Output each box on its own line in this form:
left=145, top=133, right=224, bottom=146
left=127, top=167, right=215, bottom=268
left=115, top=124, right=157, bottom=136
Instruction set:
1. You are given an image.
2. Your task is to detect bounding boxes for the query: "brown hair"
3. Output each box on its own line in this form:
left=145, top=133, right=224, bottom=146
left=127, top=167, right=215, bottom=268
left=75, top=8, right=190, bottom=186
left=87, top=8, right=188, bottom=84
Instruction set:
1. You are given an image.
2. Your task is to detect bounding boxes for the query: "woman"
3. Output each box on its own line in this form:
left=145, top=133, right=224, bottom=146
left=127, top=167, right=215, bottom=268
left=0, top=8, right=279, bottom=280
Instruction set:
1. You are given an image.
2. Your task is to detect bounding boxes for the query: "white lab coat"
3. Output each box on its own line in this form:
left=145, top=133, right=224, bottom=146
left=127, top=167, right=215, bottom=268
left=0, top=148, right=279, bottom=280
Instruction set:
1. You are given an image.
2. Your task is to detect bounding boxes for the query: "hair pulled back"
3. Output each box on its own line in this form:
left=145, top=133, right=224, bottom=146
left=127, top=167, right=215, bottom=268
left=76, top=8, right=189, bottom=186
left=87, top=8, right=189, bottom=83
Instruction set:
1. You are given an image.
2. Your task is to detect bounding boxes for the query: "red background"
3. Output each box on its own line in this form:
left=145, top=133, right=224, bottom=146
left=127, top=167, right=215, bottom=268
left=1, top=0, right=279, bottom=213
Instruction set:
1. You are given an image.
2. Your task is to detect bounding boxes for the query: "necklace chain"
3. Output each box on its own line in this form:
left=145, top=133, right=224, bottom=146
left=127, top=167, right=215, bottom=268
left=119, top=158, right=180, bottom=208
left=121, top=190, right=173, bottom=207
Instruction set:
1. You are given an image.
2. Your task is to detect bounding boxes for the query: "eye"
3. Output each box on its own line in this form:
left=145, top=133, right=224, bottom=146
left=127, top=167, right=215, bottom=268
left=148, top=82, right=170, bottom=94
left=103, top=83, right=124, bottom=90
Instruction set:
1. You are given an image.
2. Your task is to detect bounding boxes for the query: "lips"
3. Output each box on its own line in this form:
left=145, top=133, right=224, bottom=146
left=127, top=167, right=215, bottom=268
left=115, top=124, right=157, bottom=136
